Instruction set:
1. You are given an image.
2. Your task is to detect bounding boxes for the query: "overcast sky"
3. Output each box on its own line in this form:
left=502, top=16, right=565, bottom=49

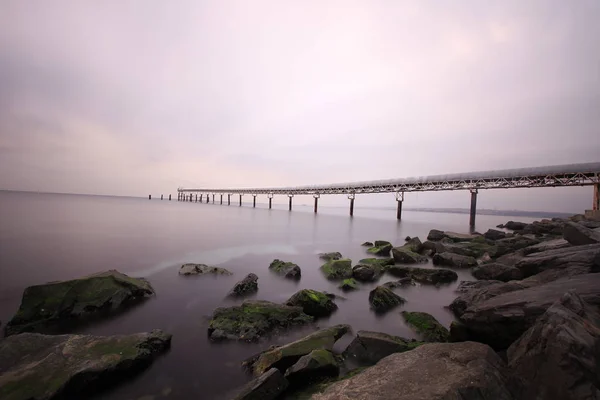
left=0, top=1, right=598, bottom=212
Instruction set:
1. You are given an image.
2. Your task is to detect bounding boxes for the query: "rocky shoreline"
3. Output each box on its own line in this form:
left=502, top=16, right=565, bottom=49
left=1, top=214, right=598, bottom=399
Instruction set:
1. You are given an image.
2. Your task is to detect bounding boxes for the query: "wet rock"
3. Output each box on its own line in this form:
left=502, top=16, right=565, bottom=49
left=444, top=231, right=480, bottom=242
left=404, top=237, right=423, bottom=253
left=285, top=289, right=338, bottom=317
left=382, top=278, right=415, bottom=289
left=284, top=349, right=339, bottom=384
left=401, top=311, right=449, bottom=342
left=361, top=241, right=373, bottom=247
left=367, top=243, right=393, bottom=257
left=427, top=229, right=445, bottom=241
left=0, top=330, right=171, bottom=400
left=312, top=342, right=518, bottom=400
left=244, top=324, right=350, bottom=376
left=338, top=278, right=359, bottom=291
left=208, top=300, right=313, bottom=342
left=269, top=259, right=301, bottom=279
left=563, top=221, right=600, bottom=246
left=484, top=229, right=507, bottom=241
left=391, top=246, right=427, bottom=264
left=388, top=266, right=458, bottom=285
left=515, top=242, right=600, bottom=278
left=228, top=273, right=259, bottom=297
left=179, top=263, right=232, bottom=276
left=320, top=258, right=353, bottom=280
left=374, top=240, right=392, bottom=247
left=504, top=221, right=528, bottom=231
left=521, top=238, right=571, bottom=255
left=232, top=368, right=288, bottom=400
left=449, top=280, right=524, bottom=317
left=5, top=270, right=155, bottom=336
left=432, top=252, right=477, bottom=268
left=404, top=236, right=411, bottom=241
left=507, top=291, right=600, bottom=400
left=358, top=257, right=395, bottom=267
left=433, top=240, right=497, bottom=258
left=368, top=286, right=406, bottom=313
left=449, top=321, right=469, bottom=342
left=472, top=263, right=523, bottom=282
left=343, top=330, right=423, bottom=365
left=522, top=219, right=565, bottom=236
left=494, top=236, right=541, bottom=257
left=352, top=264, right=384, bottom=282
left=421, top=240, right=439, bottom=254
left=318, top=252, right=342, bottom=261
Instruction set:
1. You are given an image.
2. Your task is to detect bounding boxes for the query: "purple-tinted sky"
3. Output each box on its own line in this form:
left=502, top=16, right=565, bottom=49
left=0, top=1, right=598, bottom=212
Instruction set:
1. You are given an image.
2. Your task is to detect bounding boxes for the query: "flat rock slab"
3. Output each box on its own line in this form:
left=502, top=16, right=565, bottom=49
left=515, top=243, right=600, bottom=278
left=472, top=263, right=523, bottom=282
left=432, top=252, right=477, bottom=268
left=313, top=342, right=517, bottom=400
left=0, top=330, right=171, bottom=400
left=232, top=368, right=288, bottom=400
left=179, top=263, right=232, bottom=276
left=563, top=222, right=600, bottom=246
left=5, top=270, right=154, bottom=336
left=343, top=330, right=422, bottom=365
left=387, top=266, right=458, bottom=285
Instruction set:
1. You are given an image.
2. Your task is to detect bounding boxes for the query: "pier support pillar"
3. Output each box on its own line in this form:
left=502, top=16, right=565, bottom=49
left=161, top=194, right=163, bottom=200
left=469, top=189, right=478, bottom=227
left=239, top=194, right=243, bottom=206
left=190, top=194, right=192, bottom=202
left=149, top=194, right=151, bottom=200
left=594, top=183, right=599, bottom=211
left=268, top=193, right=273, bottom=209
left=197, top=194, right=200, bottom=203
left=313, top=194, right=320, bottom=213
left=206, top=194, right=209, bottom=204
left=220, top=194, right=223, bottom=205
left=253, top=195, right=257, bottom=208
left=212, top=194, right=215, bottom=204
left=228, top=194, right=231, bottom=205
left=348, top=193, right=355, bottom=216
left=288, top=194, right=293, bottom=211
left=169, top=194, right=171, bottom=201
left=395, top=192, right=404, bottom=220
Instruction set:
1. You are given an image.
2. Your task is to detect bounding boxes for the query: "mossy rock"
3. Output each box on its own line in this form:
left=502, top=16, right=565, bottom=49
left=318, top=252, right=343, bottom=261
left=387, top=266, right=458, bottom=285
left=269, top=260, right=301, bottom=279
left=286, top=290, right=338, bottom=317
left=228, top=273, right=259, bottom=298
left=368, top=286, right=406, bottom=313
left=366, top=243, right=393, bottom=257
left=343, top=330, right=424, bottom=365
left=284, top=349, right=339, bottom=385
left=361, top=242, right=374, bottom=247
left=338, top=279, right=360, bottom=291
left=179, top=264, right=232, bottom=276
left=401, top=311, right=450, bottom=342
left=208, top=300, right=313, bottom=342
left=358, top=258, right=395, bottom=268
left=320, top=259, right=352, bottom=280
left=5, top=270, right=155, bottom=336
left=391, top=247, right=428, bottom=264
left=374, top=240, right=392, bottom=247
left=352, top=264, right=383, bottom=282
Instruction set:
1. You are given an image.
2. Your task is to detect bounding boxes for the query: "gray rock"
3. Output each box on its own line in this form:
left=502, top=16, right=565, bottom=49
left=427, top=229, right=445, bottom=241
left=521, top=238, right=571, bottom=255
left=382, top=277, right=415, bottom=289
left=358, top=257, right=395, bottom=267
left=312, top=342, right=518, bottom=400
left=432, top=240, right=497, bottom=258
left=563, top=221, right=600, bottom=246
left=285, top=289, right=338, bottom=317
left=352, top=264, right=383, bottom=282
left=404, top=236, right=412, bottom=241
left=507, top=291, right=600, bottom=400
left=228, top=273, right=259, bottom=297
left=361, top=241, right=373, bottom=247
left=269, top=259, right=302, bottom=280
left=374, top=240, right=392, bottom=247
left=320, top=258, right=353, bottom=280
left=449, top=280, right=524, bottom=317
left=472, top=263, right=523, bottom=282
left=432, top=252, right=478, bottom=268
left=318, top=252, right=343, bottom=261
left=0, top=330, right=172, bottom=400
left=232, top=368, right=288, bottom=400
left=515, top=242, right=600, bottom=278
left=368, top=286, right=406, bottom=313
left=401, top=311, right=450, bottom=342
left=367, top=243, right=393, bottom=256
left=494, top=236, right=541, bottom=257
left=343, top=330, right=422, bottom=365
left=388, top=266, right=458, bottom=285
left=504, top=221, right=528, bottom=231
left=179, top=263, right=232, bottom=275
left=484, top=229, right=507, bottom=241
left=444, top=231, right=480, bottom=242
left=284, top=349, right=339, bottom=384
left=391, top=246, right=427, bottom=264
left=404, top=237, right=423, bottom=253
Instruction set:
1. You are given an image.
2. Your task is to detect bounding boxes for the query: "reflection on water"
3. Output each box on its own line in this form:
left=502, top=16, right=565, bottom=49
left=0, top=191, right=538, bottom=400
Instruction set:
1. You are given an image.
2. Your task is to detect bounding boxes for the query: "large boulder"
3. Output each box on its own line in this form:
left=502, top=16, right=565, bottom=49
left=401, top=311, right=450, bottom=342
left=228, top=273, right=259, bottom=297
left=352, top=264, right=383, bottom=282
left=444, top=231, right=481, bottom=242
left=368, top=286, right=406, bottom=313
left=521, top=238, right=571, bottom=255
left=5, top=270, right=154, bottom=336
left=484, top=229, right=507, bottom=241
left=514, top=243, right=600, bottom=278
left=427, top=229, right=445, bottom=241
left=269, top=259, right=301, bottom=279
left=388, top=266, right=458, bottom=285
left=432, top=252, right=477, bottom=268
left=244, top=324, right=350, bottom=376
left=521, top=219, right=564, bottom=236
left=232, top=368, right=288, bottom=400
left=507, top=291, right=600, bottom=400
left=504, top=221, right=528, bottom=231
left=563, top=221, right=600, bottom=246
left=179, top=263, right=232, bottom=275
left=449, top=280, right=527, bottom=317
left=320, top=259, right=353, bottom=280
left=343, top=330, right=422, bottom=365
left=312, top=342, right=519, bottom=400
left=494, top=236, right=541, bottom=257
left=391, top=246, right=427, bottom=264
left=458, top=274, right=600, bottom=349
left=318, top=252, right=342, bottom=261
left=208, top=300, right=313, bottom=341
left=0, top=330, right=171, bottom=400
left=285, top=289, right=338, bottom=317
left=367, top=243, right=393, bottom=256
left=404, top=237, right=423, bottom=253
left=284, top=349, right=339, bottom=384
left=472, top=263, right=523, bottom=282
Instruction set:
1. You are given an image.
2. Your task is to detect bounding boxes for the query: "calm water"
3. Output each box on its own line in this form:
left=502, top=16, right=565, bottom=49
left=0, top=191, right=538, bottom=400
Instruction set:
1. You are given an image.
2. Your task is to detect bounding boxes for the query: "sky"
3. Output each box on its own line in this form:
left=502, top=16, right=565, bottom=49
left=0, top=1, right=599, bottom=212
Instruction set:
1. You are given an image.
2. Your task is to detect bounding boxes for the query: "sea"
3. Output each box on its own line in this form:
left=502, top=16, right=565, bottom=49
left=0, top=191, right=540, bottom=400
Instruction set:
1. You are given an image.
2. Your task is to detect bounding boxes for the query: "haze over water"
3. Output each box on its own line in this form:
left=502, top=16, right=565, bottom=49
left=0, top=190, right=540, bottom=400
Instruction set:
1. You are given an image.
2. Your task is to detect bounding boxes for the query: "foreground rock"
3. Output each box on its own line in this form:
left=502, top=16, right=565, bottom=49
left=352, top=263, right=383, bottom=282
left=232, top=368, right=288, bottom=400
left=284, top=349, right=339, bottom=385
left=244, top=324, right=350, bottom=376
left=382, top=278, right=415, bottom=289
left=521, top=238, right=570, bottom=255
left=432, top=252, right=477, bottom=268
left=388, top=265, right=458, bottom=285
left=5, top=270, right=154, bottom=336
left=507, top=291, right=600, bottom=400
left=320, top=258, right=353, bottom=280
left=343, top=330, right=422, bottom=365
left=401, top=311, right=449, bottom=342
left=0, top=330, right=171, bottom=400
left=338, top=278, right=359, bottom=291
left=563, top=221, right=600, bottom=245
left=179, top=263, right=232, bottom=276
left=391, top=246, right=427, bottom=264
left=313, top=342, right=518, bottom=400
left=269, top=259, right=301, bottom=279
left=285, top=289, right=338, bottom=317
left=208, top=300, right=312, bottom=341
left=472, top=263, right=523, bottom=282
left=368, top=286, right=405, bottom=313
left=318, top=252, right=342, bottom=261
left=366, top=241, right=393, bottom=256
left=229, top=273, right=259, bottom=297
left=514, top=243, right=600, bottom=278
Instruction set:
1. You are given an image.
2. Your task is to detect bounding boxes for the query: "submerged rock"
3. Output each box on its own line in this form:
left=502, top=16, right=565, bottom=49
left=338, top=278, right=360, bottom=291
left=232, top=368, right=288, bottom=400
left=387, top=266, right=458, bottom=285
left=320, top=258, right=353, bottom=280
left=318, top=252, right=342, bottom=261
left=269, top=259, right=301, bottom=279
left=563, top=221, right=600, bottom=246
left=343, top=330, right=422, bottom=365
left=228, top=273, right=259, bottom=298
left=284, top=349, right=339, bottom=384
left=5, top=270, right=155, bottom=336
left=472, top=263, right=523, bottom=282
left=367, top=242, right=393, bottom=256
left=391, top=246, right=427, bottom=264
left=208, top=300, right=313, bottom=342
left=0, top=330, right=171, bottom=400
left=368, top=286, right=405, bottom=313
left=432, top=252, right=477, bottom=268
left=285, top=289, right=338, bottom=317
left=179, top=263, right=232, bottom=276
left=382, top=278, right=415, bottom=289
left=401, top=311, right=449, bottom=342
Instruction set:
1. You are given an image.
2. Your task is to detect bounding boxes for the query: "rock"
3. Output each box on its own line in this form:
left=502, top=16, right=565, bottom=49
left=208, top=300, right=313, bottom=341
left=432, top=252, right=478, bottom=268
left=352, top=263, right=384, bottom=282
left=496, top=224, right=505, bottom=228
left=358, top=257, right=395, bottom=267
left=320, top=258, right=353, bottom=280
left=388, top=266, right=458, bottom=285
left=361, top=241, right=373, bottom=247
left=368, top=286, right=406, bottom=313
left=374, top=240, right=392, bottom=247
left=507, top=291, right=600, bottom=400
left=458, top=273, right=600, bottom=349
left=232, top=368, right=288, bottom=400
left=494, top=236, right=541, bottom=257
left=404, top=236, right=411, bottom=241
left=312, top=342, right=518, bottom=400
left=391, top=246, right=427, bottom=264
left=5, top=270, right=155, bottom=336
left=504, top=221, right=528, bottom=231
left=179, top=263, right=232, bottom=275
left=484, top=229, right=507, bottom=241
left=0, top=330, right=171, bottom=400
left=404, top=237, right=423, bottom=253
left=427, top=229, right=445, bottom=241
left=563, top=221, right=600, bottom=246
left=522, top=220, right=565, bottom=236
left=433, top=240, right=497, bottom=258
left=367, top=243, right=393, bottom=256
left=421, top=240, right=439, bottom=254
left=515, top=243, right=600, bottom=278
left=284, top=349, right=339, bottom=384
left=285, top=289, right=338, bottom=317
left=343, top=330, right=423, bottom=365
left=449, top=280, right=523, bottom=317
left=382, top=278, right=415, bottom=289
left=521, top=238, right=571, bottom=255
left=244, top=324, right=350, bottom=376
left=228, top=273, right=259, bottom=297
left=472, top=263, right=523, bottom=282
left=269, top=259, right=301, bottom=279
left=449, top=321, right=469, bottom=342
left=338, top=278, right=359, bottom=291
left=318, top=252, right=342, bottom=261
left=401, top=311, right=450, bottom=342
left=444, top=231, right=480, bottom=242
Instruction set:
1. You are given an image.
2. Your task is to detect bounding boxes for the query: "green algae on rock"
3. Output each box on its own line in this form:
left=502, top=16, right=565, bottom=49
left=286, top=289, right=338, bottom=317
left=208, top=300, right=313, bottom=341
left=318, top=252, right=343, bottom=261
left=320, top=258, right=352, bottom=280
left=368, top=286, right=406, bottom=313
left=5, top=270, right=155, bottom=336
left=366, top=242, right=393, bottom=257
left=338, top=278, right=360, bottom=291
left=179, top=263, right=232, bottom=276
left=358, top=258, right=395, bottom=268
left=269, top=259, right=302, bottom=279
left=401, top=311, right=450, bottom=342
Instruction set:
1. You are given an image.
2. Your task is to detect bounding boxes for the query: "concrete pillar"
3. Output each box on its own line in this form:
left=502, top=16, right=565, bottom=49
left=197, top=194, right=200, bottom=203
left=220, top=194, right=223, bottom=205
left=239, top=194, right=242, bottom=206
left=594, top=183, right=600, bottom=211
left=349, top=194, right=355, bottom=216
left=313, top=194, right=319, bottom=213
left=395, top=192, right=404, bottom=220
left=149, top=194, right=151, bottom=200
left=253, top=195, right=257, bottom=208
left=212, top=194, right=215, bottom=204
left=161, top=194, right=163, bottom=200
left=469, top=189, right=478, bottom=227
left=206, top=194, right=209, bottom=204
left=268, top=193, right=273, bottom=209
left=288, top=194, right=293, bottom=211
left=169, top=194, right=171, bottom=201
left=228, top=194, right=231, bottom=205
